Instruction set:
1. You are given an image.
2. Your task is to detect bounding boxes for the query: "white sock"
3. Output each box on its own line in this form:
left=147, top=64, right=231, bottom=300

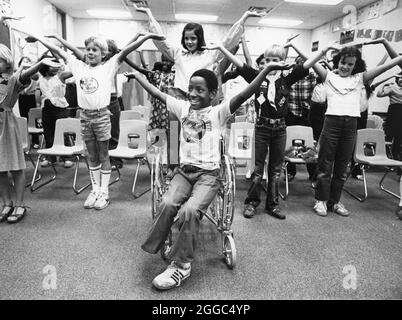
left=100, top=170, right=111, bottom=195
left=89, top=165, right=101, bottom=193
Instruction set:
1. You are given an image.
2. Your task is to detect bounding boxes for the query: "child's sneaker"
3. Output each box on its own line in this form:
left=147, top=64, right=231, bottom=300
left=152, top=261, right=191, bottom=290
left=314, top=200, right=327, bottom=216
left=331, top=202, right=349, bottom=217
left=84, top=191, right=98, bottom=209
left=94, top=191, right=110, bottom=210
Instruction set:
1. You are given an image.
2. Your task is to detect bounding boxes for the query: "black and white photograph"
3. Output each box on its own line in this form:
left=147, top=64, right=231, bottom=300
left=0, top=0, right=401, bottom=306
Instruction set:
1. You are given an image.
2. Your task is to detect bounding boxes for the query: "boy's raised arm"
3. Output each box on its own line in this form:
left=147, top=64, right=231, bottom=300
left=124, top=71, right=168, bottom=105
left=117, top=33, right=165, bottom=63
left=26, top=33, right=69, bottom=63
left=363, top=38, right=402, bottom=69
left=364, top=55, right=402, bottom=83
left=229, top=61, right=294, bottom=114
left=46, top=34, right=85, bottom=61
left=203, top=42, right=245, bottom=69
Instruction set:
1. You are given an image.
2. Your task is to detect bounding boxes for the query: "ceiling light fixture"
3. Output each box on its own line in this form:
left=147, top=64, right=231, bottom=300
left=175, top=13, right=218, bottom=22
left=86, top=9, right=132, bottom=19
left=259, top=18, right=303, bottom=27
left=284, top=0, right=343, bottom=5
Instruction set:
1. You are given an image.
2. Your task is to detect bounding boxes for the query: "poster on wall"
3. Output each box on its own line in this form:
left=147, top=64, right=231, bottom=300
left=383, top=30, right=395, bottom=41
left=356, top=28, right=373, bottom=39
left=312, top=41, right=319, bottom=52
left=382, top=0, right=399, bottom=14
left=340, top=30, right=355, bottom=44
left=373, top=29, right=385, bottom=39
left=366, top=1, right=382, bottom=20
left=395, top=29, right=402, bottom=42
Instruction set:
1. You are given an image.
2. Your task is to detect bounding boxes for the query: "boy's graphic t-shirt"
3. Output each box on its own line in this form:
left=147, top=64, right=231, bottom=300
left=167, top=96, right=232, bottom=170
left=67, top=55, right=120, bottom=110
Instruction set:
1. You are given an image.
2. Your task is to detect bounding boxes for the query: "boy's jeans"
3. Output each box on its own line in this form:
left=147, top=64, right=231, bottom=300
left=315, top=115, right=357, bottom=204
left=244, top=121, right=286, bottom=210
left=141, top=166, right=220, bottom=264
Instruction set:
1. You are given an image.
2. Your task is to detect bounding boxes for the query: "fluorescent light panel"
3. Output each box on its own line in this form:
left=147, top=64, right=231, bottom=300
left=86, top=9, right=131, bottom=19
left=284, top=0, right=343, bottom=5
left=259, top=18, right=303, bottom=27
left=175, top=13, right=218, bottom=22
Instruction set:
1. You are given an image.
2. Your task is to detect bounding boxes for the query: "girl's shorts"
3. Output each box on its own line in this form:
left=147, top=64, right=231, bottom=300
left=80, top=107, right=112, bottom=142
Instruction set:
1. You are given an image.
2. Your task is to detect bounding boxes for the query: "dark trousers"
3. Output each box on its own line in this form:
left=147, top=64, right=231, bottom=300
left=42, top=101, right=70, bottom=163
left=107, top=96, right=121, bottom=150
left=351, top=110, right=368, bottom=177
left=309, top=101, right=327, bottom=142
left=315, top=115, right=357, bottom=204
left=285, top=111, right=316, bottom=179
left=18, top=94, right=39, bottom=145
left=245, top=122, right=286, bottom=210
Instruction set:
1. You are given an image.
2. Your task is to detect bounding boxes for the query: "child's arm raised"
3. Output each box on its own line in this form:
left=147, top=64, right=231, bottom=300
left=45, top=34, right=85, bottom=61
left=123, top=56, right=150, bottom=77
left=229, top=61, right=294, bottom=114
left=19, top=58, right=50, bottom=83
left=363, top=38, right=402, bottom=69
left=203, top=42, right=245, bottom=69
left=117, top=33, right=165, bottom=64
left=303, top=42, right=340, bottom=81
left=26, top=33, right=69, bottom=63
left=124, top=71, right=168, bottom=104
left=364, top=55, right=402, bottom=83
left=240, top=34, right=253, bottom=67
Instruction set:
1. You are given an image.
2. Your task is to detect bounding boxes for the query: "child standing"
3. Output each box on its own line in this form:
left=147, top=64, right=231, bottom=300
left=303, top=45, right=402, bottom=217
left=125, top=61, right=292, bottom=290
left=29, top=32, right=165, bottom=210
left=0, top=44, right=50, bottom=223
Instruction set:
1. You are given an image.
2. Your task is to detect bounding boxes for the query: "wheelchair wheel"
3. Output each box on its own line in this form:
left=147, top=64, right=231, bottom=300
left=221, top=155, right=235, bottom=230
left=222, top=234, right=236, bottom=269
left=160, top=230, right=172, bottom=261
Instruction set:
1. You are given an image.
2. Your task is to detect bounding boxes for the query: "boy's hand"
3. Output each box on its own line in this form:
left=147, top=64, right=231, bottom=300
left=266, top=61, right=295, bottom=71
left=363, top=38, right=385, bottom=45
left=283, top=42, right=293, bottom=49
left=124, top=71, right=139, bottom=81
left=41, top=58, right=62, bottom=68
left=245, top=10, right=267, bottom=18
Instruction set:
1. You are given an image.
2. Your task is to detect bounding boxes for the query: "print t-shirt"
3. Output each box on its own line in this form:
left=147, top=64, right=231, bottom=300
left=67, top=55, right=120, bottom=110
left=167, top=96, right=232, bottom=170
left=38, top=74, right=68, bottom=108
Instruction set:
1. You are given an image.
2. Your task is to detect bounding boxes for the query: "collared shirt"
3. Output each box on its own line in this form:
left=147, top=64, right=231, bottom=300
left=238, top=63, right=309, bottom=119
left=287, top=71, right=317, bottom=118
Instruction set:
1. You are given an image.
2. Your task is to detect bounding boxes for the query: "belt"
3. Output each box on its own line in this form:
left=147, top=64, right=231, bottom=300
left=257, top=117, right=285, bottom=125
left=81, top=106, right=108, bottom=112
left=181, top=165, right=202, bottom=173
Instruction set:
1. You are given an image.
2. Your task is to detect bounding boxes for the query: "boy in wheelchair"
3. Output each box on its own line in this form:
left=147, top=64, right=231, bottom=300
left=125, top=62, right=293, bottom=290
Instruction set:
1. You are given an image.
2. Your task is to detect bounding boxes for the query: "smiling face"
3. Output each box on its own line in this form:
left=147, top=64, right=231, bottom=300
left=187, top=76, right=215, bottom=110
left=337, top=56, right=357, bottom=78
left=184, top=29, right=198, bottom=53
left=85, top=42, right=105, bottom=67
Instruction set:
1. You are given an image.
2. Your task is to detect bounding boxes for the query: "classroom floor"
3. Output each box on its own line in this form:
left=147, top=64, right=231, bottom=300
left=0, top=160, right=401, bottom=300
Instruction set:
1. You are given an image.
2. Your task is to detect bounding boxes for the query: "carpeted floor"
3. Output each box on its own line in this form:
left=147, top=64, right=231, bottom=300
left=0, top=160, right=401, bottom=300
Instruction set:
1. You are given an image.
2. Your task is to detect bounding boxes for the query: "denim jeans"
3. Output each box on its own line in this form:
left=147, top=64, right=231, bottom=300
left=244, top=121, right=286, bottom=210
left=141, top=166, right=220, bottom=264
left=315, top=115, right=357, bottom=204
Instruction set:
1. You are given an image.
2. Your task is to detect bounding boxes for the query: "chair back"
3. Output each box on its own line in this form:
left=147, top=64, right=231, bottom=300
left=120, top=110, right=143, bottom=121
left=285, top=126, right=315, bottom=149
left=354, top=128, right=387, bottom=162
left=27, top=107, right=42, bottom=130
left=53, top=118, right=84, bottom=149
left=227, top=122, right=254, bottom=159
left=118, top=120, right=148, bottom=153
left=366, top=114, right=384, bottom=129
left=128, top=105, right=150, bottom=121
left=16, top=117, right=29, bottom=151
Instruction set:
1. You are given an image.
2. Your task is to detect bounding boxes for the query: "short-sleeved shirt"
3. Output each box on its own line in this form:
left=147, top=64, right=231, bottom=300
left=38, top=74, right=68, bottom=108
left=238, top=63, right=309, bottom=119
left=67, top=55, right=120, bottom=110
left=167, top=96, right=232, bottom=170
left=324, top=71, right=363, bottom=117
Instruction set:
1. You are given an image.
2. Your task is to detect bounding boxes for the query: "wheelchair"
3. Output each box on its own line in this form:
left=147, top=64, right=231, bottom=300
left=150, top=134, right=237, bottom=269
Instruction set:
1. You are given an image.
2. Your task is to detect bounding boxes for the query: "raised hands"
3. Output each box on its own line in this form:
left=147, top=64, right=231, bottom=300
left=123, top=71, right=140, bottom=81
left=266, top=61, right=295, bottom=71
left=202, top=42, right=223, bottom=51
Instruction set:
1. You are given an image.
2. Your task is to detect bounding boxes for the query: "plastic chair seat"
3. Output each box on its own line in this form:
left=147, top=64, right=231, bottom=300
left=354, top=155, right=402, bottom=166
left=109, top=147, right=146, bottom=159
left=37, top=145, right=85, bottom=156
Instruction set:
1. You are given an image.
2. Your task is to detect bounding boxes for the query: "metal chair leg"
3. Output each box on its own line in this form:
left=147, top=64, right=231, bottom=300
left=25, top=152, right=41, bottom=188
left=343, top=165, right=368, bottom=202
left=72, top=155, right=91, bottom=194
left=133, top=158, right=151, bottom=199
left=379, top=167, right=401, bottom=199
left=109, top=158, right=121, bottom=186
left=30, top=155, right=57, bottom=192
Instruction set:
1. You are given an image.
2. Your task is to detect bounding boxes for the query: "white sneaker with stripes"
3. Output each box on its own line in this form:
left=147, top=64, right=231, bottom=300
left=152, top=261, right=191, bottom=290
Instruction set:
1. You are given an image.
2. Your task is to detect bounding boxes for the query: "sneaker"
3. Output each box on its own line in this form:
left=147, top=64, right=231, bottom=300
left=243, top=203, right=256, bottom=218
left=40, top=159, right=50, bottom=167
left=314, top=200, right=327, bottom=217
left=64, top=160, right=74, bottom=168
left=152, top=261, right=191, bottom=290
left=332, top=202, right=349, bottom=217
left=245, top=170, right=252, bottom=180
left=94, top=191, right=110, bottom=210
left=84, top=190, right=98, bottom=209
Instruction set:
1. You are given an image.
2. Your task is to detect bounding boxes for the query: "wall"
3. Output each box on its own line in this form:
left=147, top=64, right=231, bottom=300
left=312, top=1, right=402, bottom=113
